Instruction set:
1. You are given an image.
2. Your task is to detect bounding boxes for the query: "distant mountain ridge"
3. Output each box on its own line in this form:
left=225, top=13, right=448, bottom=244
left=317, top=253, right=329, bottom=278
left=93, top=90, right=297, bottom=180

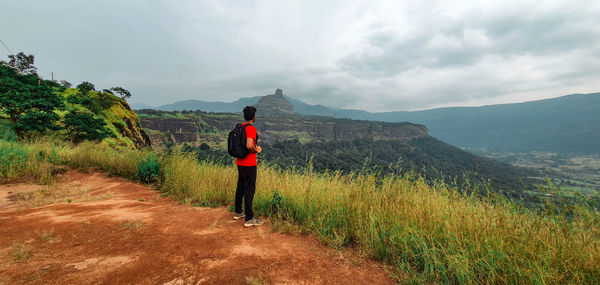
left=134, top=92, right=600, bottom=154
left=345, top=93, right=600, bottom=154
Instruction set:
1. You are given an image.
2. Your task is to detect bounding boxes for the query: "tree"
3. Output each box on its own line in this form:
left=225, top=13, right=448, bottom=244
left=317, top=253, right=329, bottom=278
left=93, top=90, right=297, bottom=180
left=102, top=89, right=114, bottom=94
left=63, top=110, right=111, bottom=142
left=110, top=86, right=131, bottom=99
left=0, top=61, right=63, bottom=138
left=1, top=52, right=37, bottom=75
left=76, top=81, right=95, bottom=96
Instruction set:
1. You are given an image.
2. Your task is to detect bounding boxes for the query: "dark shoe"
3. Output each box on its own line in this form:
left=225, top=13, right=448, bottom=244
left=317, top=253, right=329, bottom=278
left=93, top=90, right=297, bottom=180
left=244, top=218, right=264, bottom=227
left=233, top=213, right=245, bottom=220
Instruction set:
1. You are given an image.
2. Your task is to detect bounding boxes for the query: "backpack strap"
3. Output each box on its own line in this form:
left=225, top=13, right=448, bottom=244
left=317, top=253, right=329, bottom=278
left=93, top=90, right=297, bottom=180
left=242, top=122, right=258, bottom=144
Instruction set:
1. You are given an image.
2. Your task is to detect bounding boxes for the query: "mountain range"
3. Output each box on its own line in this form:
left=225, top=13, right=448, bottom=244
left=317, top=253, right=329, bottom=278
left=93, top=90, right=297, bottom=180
left=131, top=92, right=600, bottom=154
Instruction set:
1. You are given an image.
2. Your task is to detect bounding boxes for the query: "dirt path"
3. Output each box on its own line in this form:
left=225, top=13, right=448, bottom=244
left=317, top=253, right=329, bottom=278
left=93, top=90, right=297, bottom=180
left=0, top=170, right=393, bottom=284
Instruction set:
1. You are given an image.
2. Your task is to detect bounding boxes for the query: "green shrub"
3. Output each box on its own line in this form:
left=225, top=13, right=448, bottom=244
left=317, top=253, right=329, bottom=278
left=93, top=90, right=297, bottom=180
left=0, top=140, right=66, bottom=183
left=136, top=154, right=161, bottom=183
left=0, top=141, right=29, bottom=180
left=93, top=92, right=119, bottom=109
left=64, top=110, right=112, bottom=142
left=0, top=120, right=18, bottom=141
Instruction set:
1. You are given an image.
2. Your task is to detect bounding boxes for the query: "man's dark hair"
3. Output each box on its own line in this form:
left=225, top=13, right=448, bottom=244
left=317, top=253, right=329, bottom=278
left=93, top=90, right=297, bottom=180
left=243, top=106, right=257, bottom=121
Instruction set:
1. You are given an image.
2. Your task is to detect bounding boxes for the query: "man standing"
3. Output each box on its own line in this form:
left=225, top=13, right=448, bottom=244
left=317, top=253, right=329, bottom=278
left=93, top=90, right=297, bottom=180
left=234, top=106, right=264, bottom=227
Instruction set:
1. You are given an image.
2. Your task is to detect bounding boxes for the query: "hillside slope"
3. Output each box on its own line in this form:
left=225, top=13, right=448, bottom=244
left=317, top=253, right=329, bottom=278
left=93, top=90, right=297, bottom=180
left=0, top=58, right=150, bottom=149
left=262, top=137, right=534, bottom=192
left=59, top=88, right=151, bottom=149
left=0, top=88, right=151, bottom=149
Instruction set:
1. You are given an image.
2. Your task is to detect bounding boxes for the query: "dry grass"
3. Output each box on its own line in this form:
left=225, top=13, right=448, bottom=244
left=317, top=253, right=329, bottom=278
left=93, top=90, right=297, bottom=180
left=11, top=183, right=95, bottom=208
left=117, top=220, right=144, bottom=231
left=245, top=276, right=266, bottom=285
left=40, top=230, right=59, bottom=243
left=10, top=243, right=32, bottom=262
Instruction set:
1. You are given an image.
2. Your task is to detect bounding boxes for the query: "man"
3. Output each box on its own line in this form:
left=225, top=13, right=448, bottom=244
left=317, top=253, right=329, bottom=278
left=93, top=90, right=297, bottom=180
left=234, top=106, right=264, bottom=227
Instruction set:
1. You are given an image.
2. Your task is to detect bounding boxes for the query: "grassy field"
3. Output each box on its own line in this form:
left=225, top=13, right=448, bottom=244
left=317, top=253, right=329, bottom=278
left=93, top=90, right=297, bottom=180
left=2, top=140, right=600, bottom=284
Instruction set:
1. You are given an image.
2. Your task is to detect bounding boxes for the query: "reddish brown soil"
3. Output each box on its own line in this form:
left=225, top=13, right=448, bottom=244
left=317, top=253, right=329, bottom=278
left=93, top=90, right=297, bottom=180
left=0, top=170, right=393, bottom=284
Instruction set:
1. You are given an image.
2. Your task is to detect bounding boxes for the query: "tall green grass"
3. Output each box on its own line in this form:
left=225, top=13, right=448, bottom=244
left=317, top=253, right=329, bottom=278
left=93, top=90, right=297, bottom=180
left=63, top=141, right=147, bottom=179
left=0, top=140, right=65, bottom=184
left=2, top=140, right=599, bottom=283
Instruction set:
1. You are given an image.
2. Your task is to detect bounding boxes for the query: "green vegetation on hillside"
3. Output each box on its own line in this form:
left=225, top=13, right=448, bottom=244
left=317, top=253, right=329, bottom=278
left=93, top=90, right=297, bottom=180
left=262, top=138, right=536, bottom=192
left=0, top=52, right=149, bottom=148
left=2, top=139, right=599, bottom=284
left=0, top=53, right=63, bottom=138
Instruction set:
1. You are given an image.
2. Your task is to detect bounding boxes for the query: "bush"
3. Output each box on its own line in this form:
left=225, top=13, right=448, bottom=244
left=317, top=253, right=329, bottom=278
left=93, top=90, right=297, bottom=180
left=0, top=121, right=18, bottom=141
left=136, top=154, right=161, bottom=184
left=64, top=110, right=112, bottom=142
left=0, top=141, right=29, bottom=180
left=93, top=92, right=119, bottom=110
left=0, top=140, right=66, bottom=183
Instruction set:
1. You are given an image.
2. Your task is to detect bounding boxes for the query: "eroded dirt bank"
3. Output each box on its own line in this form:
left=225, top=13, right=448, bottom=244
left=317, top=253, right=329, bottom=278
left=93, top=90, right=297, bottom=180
left=0, top=170, right=392, bottom=284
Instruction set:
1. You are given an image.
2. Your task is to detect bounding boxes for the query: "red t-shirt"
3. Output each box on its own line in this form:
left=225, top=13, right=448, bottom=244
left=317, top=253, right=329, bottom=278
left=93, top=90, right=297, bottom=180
left=235, top=123, right=257, bottom=167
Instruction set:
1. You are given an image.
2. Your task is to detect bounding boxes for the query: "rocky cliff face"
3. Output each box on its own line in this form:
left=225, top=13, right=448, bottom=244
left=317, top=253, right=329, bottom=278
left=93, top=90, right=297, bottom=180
left=254, top=117, right=427, bottom=144
left=117, top=100, right=152, bottom=149
left=139, top=112, right=428, bottom=147
left=139, top=117, right=198, bottom=146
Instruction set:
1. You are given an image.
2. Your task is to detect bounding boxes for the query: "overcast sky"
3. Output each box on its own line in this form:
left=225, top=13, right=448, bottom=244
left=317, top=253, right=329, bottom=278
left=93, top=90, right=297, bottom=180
left=2, top=0, right=599, bottom=111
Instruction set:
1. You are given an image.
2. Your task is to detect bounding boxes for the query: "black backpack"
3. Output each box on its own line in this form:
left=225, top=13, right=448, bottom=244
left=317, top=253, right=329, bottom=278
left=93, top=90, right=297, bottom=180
left=228, top=123, right=250, bottom=158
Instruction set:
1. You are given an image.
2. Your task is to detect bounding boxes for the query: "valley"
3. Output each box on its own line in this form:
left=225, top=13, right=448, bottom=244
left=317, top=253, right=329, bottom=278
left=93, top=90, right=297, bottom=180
left=470, top=149, right=600, bottom=195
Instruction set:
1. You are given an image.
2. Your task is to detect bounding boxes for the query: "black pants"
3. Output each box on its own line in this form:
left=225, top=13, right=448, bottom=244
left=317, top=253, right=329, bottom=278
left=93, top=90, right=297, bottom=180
left=235, top=165, right=256, bottom=221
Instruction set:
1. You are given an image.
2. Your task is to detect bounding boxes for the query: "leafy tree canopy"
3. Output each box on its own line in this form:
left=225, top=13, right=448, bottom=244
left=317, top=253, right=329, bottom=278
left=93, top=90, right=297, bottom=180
left=0, top=54, right=64, bottom=138
left=1, top=52, right=37, bottom=75
left=111, top=86, right=131, bottom=99
left=76, top=81, right=95, bottom=96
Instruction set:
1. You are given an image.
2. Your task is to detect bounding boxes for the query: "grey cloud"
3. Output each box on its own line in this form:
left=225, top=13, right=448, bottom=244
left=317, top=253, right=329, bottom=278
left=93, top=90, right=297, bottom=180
left=340, top=5, right=600, bottom=77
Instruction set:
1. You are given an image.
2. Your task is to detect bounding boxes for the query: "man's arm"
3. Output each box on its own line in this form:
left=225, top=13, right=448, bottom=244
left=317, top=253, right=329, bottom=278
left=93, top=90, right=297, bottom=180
left=246, top=138, right=262, bottom=153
